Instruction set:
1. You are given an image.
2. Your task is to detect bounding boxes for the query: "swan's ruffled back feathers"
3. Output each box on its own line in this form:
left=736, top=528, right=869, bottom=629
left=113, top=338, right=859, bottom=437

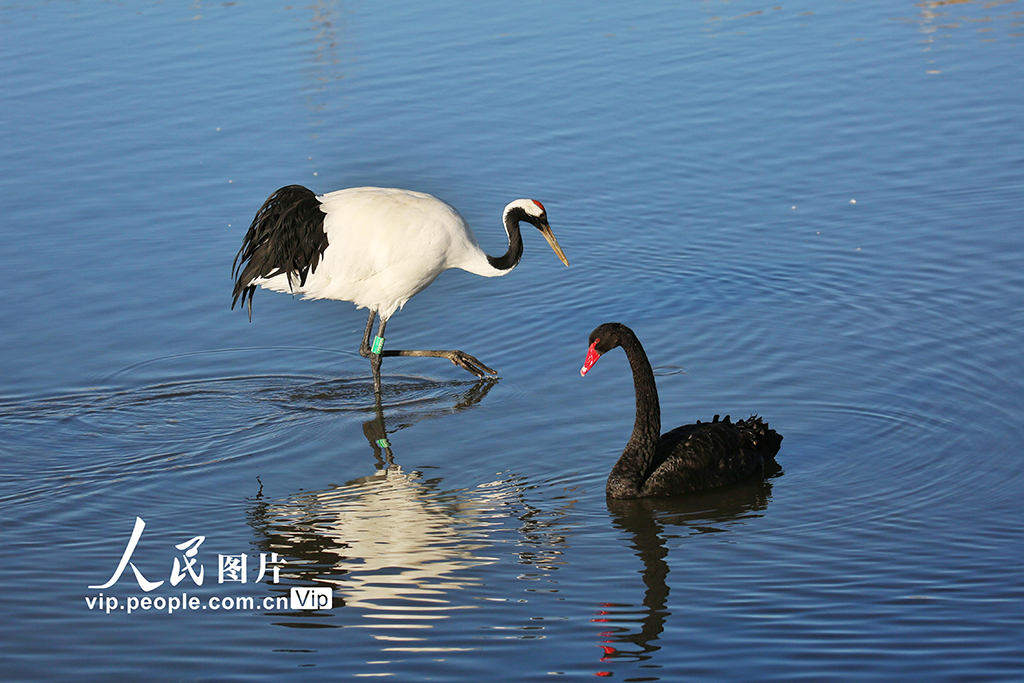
left=640, top=415, right=782, bottom=497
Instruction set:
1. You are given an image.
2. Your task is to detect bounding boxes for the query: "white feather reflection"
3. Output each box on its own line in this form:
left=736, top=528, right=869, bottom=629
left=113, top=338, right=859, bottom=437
left=257, top=469, right=507, bottom=617
left=246, top=381, right=555, bottom=643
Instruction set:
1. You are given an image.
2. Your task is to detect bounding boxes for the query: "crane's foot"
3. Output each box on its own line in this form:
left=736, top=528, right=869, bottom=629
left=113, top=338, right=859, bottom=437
left=446, top=350, right=497, bottom=378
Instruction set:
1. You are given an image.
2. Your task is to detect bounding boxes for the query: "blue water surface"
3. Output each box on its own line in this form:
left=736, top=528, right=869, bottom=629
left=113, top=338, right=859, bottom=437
left=1, top=1, right=1022, bottom=681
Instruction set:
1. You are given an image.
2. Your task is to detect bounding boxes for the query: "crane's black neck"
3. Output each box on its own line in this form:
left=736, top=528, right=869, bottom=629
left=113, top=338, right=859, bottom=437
left=606, top=329, right=663, bottom=499
left=485, top=207, right=527, bottom=273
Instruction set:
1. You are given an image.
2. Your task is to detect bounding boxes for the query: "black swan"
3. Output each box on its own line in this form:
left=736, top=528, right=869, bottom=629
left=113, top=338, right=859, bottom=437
left=580, top=322, right=782, bottom=499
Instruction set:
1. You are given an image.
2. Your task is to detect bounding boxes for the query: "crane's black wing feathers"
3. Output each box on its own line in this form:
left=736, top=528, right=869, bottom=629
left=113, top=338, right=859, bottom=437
left=231, top=185, right=328, bottom=320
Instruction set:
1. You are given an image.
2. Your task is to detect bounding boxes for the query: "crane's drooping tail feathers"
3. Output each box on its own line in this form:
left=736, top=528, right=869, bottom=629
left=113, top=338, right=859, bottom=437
left=231, top=185, right=328, bottom=320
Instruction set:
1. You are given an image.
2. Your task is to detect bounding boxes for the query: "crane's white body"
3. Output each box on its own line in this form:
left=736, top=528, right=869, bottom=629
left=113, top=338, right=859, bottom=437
left=234, top=183, right=566, bottom=386
left=255, top=187, right=502, bottom=321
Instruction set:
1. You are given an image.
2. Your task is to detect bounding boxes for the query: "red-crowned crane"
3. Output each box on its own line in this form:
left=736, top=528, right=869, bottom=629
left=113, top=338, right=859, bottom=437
left=232, top=185, right=569, bottom=394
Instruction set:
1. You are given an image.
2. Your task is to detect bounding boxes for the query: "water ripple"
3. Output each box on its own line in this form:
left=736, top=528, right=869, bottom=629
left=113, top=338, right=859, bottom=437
left=0, top=349, right=503, bottom=513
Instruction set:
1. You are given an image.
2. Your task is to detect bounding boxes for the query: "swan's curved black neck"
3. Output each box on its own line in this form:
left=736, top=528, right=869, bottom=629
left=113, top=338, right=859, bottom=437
left=485, top=207, right=527, bottom=272
left=607, top=329, right=663, bottom=498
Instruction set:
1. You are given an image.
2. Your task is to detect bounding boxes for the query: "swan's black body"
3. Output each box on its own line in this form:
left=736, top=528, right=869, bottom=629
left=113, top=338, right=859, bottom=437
left=581, top=322, right=782, bottom=499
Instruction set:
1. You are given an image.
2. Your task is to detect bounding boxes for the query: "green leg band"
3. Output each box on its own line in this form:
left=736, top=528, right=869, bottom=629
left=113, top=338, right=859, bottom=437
left=371, top=336, right=385, bottom=354
left=375, top=437, right=391, bottom=449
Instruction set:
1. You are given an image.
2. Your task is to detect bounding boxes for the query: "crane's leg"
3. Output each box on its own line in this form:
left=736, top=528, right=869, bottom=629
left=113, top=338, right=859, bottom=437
left=358, top=309, right=377, bottom=357
left=374, top=318, right=498, bottom=378
left=357, top=309, right=384, bottom=396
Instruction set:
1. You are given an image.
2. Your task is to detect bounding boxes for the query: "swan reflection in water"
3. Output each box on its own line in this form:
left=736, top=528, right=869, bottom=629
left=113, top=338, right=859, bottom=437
left=592, top=461, right=782, bottom=673
left=246, top=377, right=571, bottom=638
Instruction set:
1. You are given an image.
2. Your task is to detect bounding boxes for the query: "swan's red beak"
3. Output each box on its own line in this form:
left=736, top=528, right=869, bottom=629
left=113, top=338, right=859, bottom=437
left=581, top=339, right=601, bottom=377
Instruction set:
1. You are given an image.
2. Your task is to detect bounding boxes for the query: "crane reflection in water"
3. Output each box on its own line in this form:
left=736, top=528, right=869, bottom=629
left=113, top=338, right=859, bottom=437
left=244, top=377, right=573, bottom=636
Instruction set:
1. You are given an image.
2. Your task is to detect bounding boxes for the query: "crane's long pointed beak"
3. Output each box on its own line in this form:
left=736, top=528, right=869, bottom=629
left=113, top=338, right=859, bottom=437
left=539, top=224, right=570, bottom=267
left=581, top=340, right=601, bottom=377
